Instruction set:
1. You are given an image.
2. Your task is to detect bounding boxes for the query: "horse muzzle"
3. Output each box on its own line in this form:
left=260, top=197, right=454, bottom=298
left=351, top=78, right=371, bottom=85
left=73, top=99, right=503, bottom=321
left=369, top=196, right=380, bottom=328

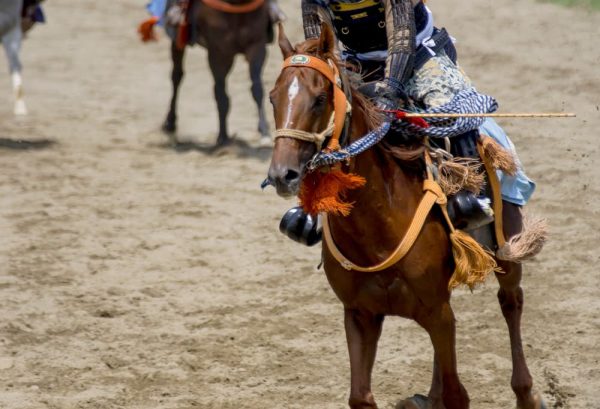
left=267, top=163, right=302, bottom=198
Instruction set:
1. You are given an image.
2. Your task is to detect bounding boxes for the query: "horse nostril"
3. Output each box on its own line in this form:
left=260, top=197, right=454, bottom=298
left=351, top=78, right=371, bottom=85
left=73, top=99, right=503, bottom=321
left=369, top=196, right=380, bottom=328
left=285, top=169, right=300, bottom=183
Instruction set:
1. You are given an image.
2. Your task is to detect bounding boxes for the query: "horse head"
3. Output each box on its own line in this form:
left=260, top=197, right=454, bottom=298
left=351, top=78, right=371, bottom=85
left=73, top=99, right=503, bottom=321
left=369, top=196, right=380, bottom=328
left=267, top=24, right=341, bottom=198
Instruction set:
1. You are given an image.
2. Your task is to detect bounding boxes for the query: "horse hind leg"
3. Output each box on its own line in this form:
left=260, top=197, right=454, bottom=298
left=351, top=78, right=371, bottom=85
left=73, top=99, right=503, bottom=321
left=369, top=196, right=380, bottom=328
left=396, top=356, right=444, bottom=409
left=208, top=49, right=234, bottom=146
left=3, top=28, right=27, bottom=116
left=245, top=44, right=270, bottom=145
left=163, top=41, right=185, bottom=135
left=414, top=303, right=469, bottom=409
left=12, top=71, right=27, bottom=116
left=495, top=202, right=546, bottom=409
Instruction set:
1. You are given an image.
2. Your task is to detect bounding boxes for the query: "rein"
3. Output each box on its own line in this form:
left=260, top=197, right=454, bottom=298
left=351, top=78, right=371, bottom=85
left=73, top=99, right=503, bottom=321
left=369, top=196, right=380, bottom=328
left=274, top=54, right=351, bottom=151
left=201, top=0, right=265, bottom=14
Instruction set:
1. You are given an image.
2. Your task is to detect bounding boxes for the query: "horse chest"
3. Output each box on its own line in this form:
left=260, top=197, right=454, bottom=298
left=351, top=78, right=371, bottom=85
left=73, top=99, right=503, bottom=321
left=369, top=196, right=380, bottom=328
left=324, top=259, right=420, bottom=316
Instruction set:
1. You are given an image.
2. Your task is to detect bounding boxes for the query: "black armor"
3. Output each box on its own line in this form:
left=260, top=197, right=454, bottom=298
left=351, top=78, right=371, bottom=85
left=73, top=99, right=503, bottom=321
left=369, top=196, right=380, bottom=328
left=302, top=0, right=417, bottom=92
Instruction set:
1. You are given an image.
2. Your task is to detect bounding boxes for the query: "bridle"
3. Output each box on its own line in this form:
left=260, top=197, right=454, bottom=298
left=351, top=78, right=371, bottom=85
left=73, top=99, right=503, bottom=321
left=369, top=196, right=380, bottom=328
left=274, top=54, right=352, bottom=152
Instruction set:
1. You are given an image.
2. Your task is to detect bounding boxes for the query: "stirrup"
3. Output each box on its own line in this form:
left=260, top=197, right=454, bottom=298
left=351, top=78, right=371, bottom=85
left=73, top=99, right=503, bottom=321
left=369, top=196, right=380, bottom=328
left=446, top=190, right=494, bottom=231
left=279, top=207, right=322, bottom=246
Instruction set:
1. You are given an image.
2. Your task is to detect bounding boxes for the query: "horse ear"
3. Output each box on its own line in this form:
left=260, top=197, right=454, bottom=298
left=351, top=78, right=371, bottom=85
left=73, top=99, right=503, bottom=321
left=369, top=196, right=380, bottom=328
left=317, top=23, right=336, bottom=56
left=278, top=23, right=294, bottom=59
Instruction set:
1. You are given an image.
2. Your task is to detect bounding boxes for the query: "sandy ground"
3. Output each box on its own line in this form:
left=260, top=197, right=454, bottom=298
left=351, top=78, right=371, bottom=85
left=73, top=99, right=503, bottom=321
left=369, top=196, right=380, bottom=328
left=0, top=0, right=598, bottom=408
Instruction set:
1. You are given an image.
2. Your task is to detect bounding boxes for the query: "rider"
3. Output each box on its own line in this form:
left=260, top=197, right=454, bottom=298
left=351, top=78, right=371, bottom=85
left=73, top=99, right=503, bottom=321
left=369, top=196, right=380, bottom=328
left=279, top=0, right=535, bottom=244
left=138, top=0, right=286, bottom=42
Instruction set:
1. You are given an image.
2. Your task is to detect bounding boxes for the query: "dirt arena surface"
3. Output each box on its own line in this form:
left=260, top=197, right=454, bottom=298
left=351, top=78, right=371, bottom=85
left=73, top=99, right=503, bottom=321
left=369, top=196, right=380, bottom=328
left=1, top=1, right=598, bottom=408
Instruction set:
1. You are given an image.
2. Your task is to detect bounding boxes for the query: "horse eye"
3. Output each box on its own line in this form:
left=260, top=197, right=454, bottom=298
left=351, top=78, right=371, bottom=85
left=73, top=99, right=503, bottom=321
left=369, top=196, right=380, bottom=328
left=313, top=94, right=327, bottom=110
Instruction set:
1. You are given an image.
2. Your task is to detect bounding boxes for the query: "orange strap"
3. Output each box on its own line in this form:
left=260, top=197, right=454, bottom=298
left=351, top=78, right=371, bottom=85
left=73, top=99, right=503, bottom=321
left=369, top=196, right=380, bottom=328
left=282, top=55, right=349, bottom=151
left=323, top=177, right=447, bottom=272
left=202, top=0, right=265, bottom=14
left=477, top=138, right=506, bottom=247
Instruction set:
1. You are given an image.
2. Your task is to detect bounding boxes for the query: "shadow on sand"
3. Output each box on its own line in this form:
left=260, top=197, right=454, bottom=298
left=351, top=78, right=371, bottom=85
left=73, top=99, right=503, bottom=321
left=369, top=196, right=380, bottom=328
left=0, top=137, right=56, bottom=151
left=156, top=135, right=272, bottom=161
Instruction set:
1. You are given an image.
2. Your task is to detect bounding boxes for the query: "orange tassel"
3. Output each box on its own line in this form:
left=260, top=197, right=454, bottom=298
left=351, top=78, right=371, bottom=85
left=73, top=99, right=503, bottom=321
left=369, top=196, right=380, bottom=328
left=299, top=169, right=366, bottom=216
left=138, top=16, right=159, bottom=42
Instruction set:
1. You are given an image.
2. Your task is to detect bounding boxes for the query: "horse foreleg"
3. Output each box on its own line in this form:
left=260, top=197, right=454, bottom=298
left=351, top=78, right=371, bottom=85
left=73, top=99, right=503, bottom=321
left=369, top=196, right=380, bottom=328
left=418, top=303, right=469, bottom=409
left=208, top=50, right=234, bottom=146
left=245, top=44, right=270, bottom=142
left=2, top=28, right=26, bottom=116
left=495, top=202, right=546, bottom=409
left=344, top=309, right=383, bottom=409
left=163, top=41, right=185, bottom=134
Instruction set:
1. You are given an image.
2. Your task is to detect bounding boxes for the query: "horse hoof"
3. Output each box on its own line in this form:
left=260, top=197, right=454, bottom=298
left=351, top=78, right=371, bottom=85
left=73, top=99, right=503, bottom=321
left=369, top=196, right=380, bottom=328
left=395, top=394, right=431, bottom=409
left=14, top=100, right=27, bottom=116
left=162, top=121, right=176, bottom=134
left=216, top=135, right=232, bottom=147
left=533, top=392, right=547, bottom=409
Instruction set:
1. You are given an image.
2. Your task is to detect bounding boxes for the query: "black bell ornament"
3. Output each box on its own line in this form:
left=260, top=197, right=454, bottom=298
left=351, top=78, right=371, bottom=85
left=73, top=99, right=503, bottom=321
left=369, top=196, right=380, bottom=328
left=279, top=206, right=322, bottom=246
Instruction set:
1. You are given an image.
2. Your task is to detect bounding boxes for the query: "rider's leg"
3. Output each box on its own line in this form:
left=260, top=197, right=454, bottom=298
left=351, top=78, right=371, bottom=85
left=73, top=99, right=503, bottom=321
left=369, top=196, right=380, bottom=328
left=267, top=0, right=286, bottom=24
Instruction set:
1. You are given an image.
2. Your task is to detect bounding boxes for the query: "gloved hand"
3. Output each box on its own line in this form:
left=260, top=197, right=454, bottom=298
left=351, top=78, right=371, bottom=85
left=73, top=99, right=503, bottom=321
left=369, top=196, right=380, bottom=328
left=374, top=78, right=407, bottom=114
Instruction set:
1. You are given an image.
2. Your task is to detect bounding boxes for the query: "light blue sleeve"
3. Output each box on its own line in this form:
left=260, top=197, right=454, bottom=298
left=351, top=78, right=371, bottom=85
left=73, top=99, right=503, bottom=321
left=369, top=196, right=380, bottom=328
left=146, top=0, right=168, bottom=25
left=479, top=118, right=536, bottom=206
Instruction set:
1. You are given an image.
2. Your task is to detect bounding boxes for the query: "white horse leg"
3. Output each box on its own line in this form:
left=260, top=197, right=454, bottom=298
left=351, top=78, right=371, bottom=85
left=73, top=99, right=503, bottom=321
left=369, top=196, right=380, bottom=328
left=12, top=70, right=27, bottom=115
left=2, top=26, right=27, bottom=116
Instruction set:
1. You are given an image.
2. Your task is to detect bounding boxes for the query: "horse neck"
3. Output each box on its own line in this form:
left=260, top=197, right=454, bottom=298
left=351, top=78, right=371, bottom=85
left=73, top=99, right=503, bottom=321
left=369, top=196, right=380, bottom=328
left=329, top=99, right=425, bottom=257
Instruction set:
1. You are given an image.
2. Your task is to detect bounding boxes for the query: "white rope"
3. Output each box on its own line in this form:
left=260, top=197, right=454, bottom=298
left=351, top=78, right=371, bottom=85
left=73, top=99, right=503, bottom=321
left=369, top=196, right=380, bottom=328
left=273, top=100, right=352, bottom=148
left=274, top=113, right=335, bottom=149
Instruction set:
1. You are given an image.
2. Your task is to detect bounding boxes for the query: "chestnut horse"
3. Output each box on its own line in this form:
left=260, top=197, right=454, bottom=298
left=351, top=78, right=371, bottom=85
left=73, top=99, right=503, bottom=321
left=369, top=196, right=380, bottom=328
left=266, top=24, right=546, bottom=409
left=162, top=0, right=271, bottom=146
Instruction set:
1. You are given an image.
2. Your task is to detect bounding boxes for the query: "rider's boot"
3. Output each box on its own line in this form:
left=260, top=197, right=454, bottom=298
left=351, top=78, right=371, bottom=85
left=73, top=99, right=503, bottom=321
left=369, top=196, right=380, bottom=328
left=446, top=130, right=495, bottom=231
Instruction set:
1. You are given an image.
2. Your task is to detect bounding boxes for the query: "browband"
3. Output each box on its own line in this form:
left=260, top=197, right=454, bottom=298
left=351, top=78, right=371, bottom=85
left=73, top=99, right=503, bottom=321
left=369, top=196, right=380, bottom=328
left=280, top=54, right=350, bottom=151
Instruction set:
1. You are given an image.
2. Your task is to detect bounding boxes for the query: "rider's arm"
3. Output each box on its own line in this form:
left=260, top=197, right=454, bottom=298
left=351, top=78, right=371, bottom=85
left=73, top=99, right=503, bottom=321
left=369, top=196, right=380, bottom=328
left=301, top=0, right=323, bottom=40
left=382, top=0, right=416, bottom=94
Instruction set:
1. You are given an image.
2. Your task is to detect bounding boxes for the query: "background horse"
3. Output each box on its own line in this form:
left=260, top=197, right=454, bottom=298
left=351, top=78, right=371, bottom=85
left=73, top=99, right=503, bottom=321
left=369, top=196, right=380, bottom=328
left=163, top=0, right=271, bottom=146
left=267, top=24, right=546, bottom=409
left=0, top=0, right=43, bottom=116
left=1, top=0, right=26, bottom=115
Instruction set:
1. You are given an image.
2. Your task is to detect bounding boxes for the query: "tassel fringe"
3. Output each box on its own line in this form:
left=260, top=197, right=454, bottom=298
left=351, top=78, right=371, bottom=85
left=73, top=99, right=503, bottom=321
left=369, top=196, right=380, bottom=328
left=438, top=158, right=485, bottom=196
left=448, top=229, right=498, bottom=290
left=299, top=169, right=366, bottom=216
left=480, top=135, right=518, bottom=176
left=496, top=214, right=548, bottom=262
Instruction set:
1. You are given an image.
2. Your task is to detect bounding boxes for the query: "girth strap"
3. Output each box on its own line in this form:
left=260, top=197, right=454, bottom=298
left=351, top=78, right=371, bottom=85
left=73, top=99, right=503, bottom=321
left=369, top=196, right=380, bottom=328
left=477, top=137, right=506, bottom=248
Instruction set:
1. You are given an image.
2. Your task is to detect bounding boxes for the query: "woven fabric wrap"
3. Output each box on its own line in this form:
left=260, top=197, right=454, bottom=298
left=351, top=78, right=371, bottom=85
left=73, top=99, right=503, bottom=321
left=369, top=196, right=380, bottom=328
left=309, top=122, right=392, bottom=169
left=308, top=88, right=497, bottom=169
left=396, top=88, right=498, bottom=139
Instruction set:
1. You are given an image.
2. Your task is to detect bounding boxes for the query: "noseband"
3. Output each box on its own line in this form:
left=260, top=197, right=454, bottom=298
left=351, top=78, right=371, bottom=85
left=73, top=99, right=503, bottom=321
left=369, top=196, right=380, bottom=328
left=274, top=54, right=352, bottom=151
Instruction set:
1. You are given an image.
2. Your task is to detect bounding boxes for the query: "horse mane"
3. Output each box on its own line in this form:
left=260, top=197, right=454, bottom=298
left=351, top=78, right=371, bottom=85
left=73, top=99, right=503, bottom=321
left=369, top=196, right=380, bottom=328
left=295, top=39, right=426, bottom=164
